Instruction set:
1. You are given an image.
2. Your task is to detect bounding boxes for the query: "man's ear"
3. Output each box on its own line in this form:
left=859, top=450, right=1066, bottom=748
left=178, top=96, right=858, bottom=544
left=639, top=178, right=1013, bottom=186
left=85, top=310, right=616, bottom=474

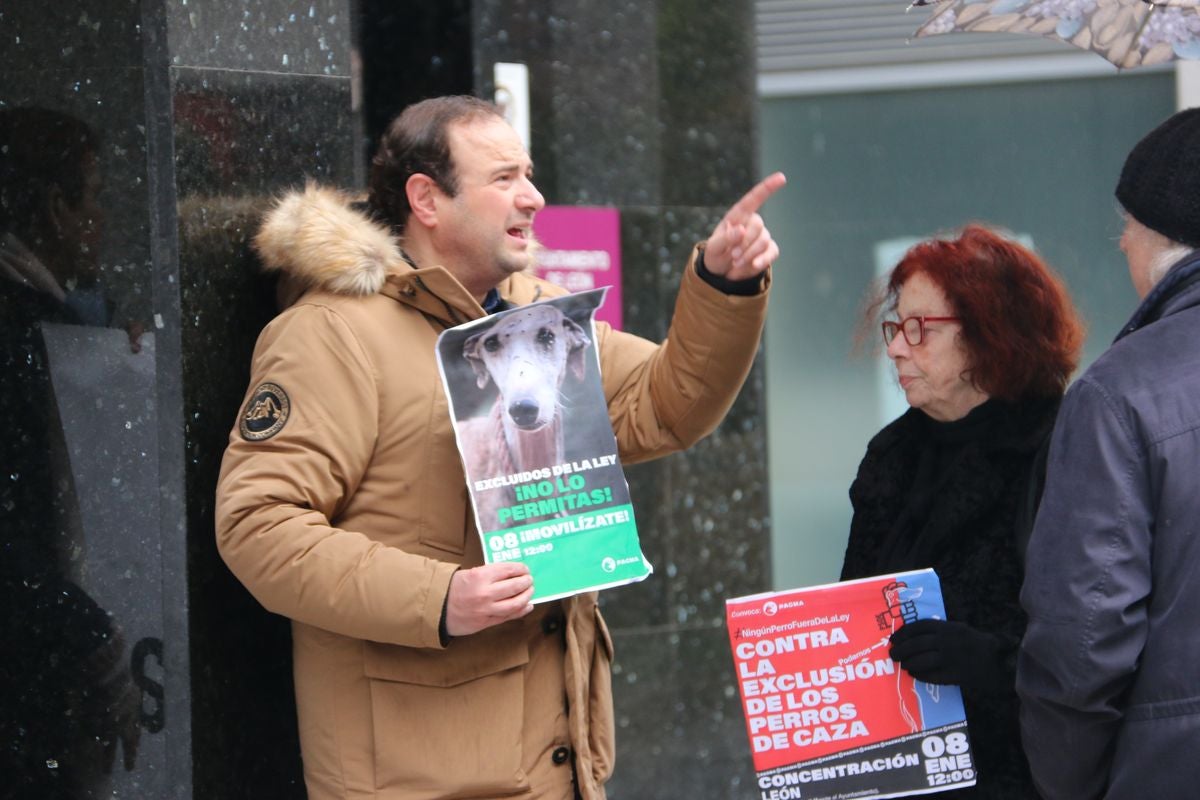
left=405, top=173, right=440, bottom=228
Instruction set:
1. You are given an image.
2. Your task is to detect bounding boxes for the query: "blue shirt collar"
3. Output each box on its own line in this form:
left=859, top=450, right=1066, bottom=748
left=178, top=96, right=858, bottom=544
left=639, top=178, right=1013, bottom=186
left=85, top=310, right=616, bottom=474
left=482, top=288, right=504, bottom=314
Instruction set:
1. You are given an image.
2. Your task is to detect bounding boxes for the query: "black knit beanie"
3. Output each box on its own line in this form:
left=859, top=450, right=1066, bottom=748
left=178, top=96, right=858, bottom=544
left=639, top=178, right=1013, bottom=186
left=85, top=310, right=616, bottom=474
left=1115, top=107, right=1200, bottom=248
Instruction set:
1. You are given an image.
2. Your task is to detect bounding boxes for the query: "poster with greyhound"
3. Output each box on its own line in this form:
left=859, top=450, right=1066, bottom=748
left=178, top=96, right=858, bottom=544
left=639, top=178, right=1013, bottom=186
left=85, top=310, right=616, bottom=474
left=436, top=287, right=651, bottom=602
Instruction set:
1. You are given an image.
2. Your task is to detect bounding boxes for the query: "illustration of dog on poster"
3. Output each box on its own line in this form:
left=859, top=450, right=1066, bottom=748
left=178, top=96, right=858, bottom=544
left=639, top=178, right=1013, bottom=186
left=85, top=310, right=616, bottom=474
left=436, top=288, right=628, bottom=536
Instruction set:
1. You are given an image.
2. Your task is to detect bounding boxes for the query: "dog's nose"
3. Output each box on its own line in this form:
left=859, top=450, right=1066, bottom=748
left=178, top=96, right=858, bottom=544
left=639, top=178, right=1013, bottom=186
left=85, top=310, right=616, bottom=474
left=508, top=399, right=541, bottom=429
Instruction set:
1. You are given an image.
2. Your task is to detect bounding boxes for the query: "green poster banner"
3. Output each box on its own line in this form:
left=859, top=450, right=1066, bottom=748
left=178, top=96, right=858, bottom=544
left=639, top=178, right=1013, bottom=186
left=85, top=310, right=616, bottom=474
left=435, top=288, right=652, bottom=602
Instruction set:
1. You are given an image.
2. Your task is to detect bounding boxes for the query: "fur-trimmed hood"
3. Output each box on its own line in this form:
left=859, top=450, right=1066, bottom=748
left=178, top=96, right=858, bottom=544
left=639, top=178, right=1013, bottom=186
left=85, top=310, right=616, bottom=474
left=253, top=183, right=408, bottom=301
left=252, top=183, right=549, bottom=316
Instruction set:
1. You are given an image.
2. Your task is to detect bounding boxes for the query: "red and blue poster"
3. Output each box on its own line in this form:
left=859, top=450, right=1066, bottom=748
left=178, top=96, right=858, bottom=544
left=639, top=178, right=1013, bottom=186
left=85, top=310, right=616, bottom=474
left=726, top=569, right=976, bottom=799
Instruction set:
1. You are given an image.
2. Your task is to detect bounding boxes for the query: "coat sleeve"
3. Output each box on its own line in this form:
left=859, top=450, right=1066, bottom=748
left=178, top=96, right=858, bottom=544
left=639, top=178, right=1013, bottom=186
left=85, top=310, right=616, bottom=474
left=215, top=303, right=456, bottom=649
left=597, top=246, right=769, bottom=464
left=1016, top=377, right=1153, bottom=800
left=840, top=459, right=876, bottom=581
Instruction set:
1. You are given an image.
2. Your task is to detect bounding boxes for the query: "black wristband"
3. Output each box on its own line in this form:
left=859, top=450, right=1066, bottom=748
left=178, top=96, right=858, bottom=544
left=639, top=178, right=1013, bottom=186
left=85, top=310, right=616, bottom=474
left=695, top=242, right=764, bottom=296
left=438, top=592, right=451, bottom=646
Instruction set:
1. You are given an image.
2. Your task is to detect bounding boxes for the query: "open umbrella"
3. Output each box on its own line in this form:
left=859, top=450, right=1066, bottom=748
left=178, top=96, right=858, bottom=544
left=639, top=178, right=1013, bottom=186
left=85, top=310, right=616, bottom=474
left=909, top=0, right=1200, bottom=69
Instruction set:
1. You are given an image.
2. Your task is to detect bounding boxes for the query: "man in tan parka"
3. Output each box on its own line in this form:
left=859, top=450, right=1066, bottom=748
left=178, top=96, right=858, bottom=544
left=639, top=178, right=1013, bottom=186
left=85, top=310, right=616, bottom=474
left=216, top=95, right=783, bottom=800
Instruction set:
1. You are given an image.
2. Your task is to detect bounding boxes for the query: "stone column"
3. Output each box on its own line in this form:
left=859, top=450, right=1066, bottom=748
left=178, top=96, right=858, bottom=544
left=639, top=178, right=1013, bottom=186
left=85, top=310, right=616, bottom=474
left=472, top=2, right=769, bottom=796
left=164, top=2, right=358, bottom=798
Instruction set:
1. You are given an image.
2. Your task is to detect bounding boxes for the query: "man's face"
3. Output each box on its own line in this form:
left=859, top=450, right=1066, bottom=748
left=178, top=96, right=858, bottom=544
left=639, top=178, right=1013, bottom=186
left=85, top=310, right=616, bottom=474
left=436, top=116, right=545, bottom=293
left=1119, top=213, right=1162, bottom=299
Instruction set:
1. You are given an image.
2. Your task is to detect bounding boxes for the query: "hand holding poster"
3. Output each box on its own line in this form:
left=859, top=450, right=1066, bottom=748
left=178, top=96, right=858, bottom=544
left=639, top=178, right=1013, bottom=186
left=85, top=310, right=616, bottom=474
left=726, top=569, right=976, bottom=799
left=435, top=288, right=652, bottom=603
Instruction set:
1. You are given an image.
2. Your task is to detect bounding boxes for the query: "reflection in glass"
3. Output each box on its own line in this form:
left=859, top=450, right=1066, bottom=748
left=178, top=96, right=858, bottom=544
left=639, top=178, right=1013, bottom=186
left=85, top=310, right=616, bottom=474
left=0, top=107, right=152, bottom=799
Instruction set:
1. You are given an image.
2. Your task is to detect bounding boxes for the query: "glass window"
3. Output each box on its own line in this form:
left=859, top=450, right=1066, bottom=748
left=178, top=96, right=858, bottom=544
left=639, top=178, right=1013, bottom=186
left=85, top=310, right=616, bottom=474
left=761, top=73, right=1176, bottom=589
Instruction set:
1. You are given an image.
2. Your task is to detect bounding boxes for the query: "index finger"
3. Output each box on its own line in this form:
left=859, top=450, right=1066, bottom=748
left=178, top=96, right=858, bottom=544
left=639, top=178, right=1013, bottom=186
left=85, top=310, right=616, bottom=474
left=479, top=561, right=532, bottom=579
left=724, top=171, right=786, bottom=222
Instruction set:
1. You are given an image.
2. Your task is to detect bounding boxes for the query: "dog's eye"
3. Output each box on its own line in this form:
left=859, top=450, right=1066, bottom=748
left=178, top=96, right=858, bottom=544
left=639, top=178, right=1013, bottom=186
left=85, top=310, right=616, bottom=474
left=536, top=329, right=555, bottom=348
left=483, top=335, right=501, bottom=352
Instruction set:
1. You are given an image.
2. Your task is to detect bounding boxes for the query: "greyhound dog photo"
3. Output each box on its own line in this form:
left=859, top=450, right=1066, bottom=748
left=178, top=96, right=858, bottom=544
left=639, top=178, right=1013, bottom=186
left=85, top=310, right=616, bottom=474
left=456, top=302, right=592, bottom=532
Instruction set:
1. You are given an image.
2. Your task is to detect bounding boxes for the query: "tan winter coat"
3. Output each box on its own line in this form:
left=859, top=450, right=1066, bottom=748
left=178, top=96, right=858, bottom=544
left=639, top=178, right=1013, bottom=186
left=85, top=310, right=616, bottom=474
left=216, top=185, right=769, bottom=800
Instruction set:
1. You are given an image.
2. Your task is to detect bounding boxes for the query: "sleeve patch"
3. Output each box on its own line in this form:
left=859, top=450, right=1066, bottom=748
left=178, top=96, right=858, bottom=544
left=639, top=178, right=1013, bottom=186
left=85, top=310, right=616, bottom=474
left=240, top=382, right=290, bottom=441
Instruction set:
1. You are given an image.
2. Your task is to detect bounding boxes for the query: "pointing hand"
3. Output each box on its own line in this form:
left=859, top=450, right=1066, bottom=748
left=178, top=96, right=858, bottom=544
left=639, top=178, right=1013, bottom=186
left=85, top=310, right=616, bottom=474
left=702, top=172, right=786, bottom=282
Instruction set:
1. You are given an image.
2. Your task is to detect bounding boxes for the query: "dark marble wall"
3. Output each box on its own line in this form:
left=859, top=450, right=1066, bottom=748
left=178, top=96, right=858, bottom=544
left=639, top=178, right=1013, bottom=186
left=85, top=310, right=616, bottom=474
left=166, top=4, right=358, bottom=799
left=1, top=2, right=356, bottom=798
left=358, top=0, right=474, bottom=147
left=0, top=3, right=184, bottom=798
left=472, top=3, right=769, bottom=797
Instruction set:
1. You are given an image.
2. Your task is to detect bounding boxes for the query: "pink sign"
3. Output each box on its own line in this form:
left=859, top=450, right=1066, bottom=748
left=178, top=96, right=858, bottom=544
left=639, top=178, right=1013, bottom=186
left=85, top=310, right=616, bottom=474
left=532, top=206, right=623, bottom=331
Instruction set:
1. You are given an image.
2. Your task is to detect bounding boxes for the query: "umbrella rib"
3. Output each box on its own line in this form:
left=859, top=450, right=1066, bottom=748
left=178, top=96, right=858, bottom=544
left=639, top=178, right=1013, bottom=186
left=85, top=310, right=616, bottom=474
left=1118, top=3, right=1159, bottom=69
left=911, top=1, right=956, bottom=40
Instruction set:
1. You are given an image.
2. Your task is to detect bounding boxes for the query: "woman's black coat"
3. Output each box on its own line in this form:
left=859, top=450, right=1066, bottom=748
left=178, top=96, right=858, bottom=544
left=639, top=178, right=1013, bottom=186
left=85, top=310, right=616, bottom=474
left=841, top=398, right=1059, bottom=800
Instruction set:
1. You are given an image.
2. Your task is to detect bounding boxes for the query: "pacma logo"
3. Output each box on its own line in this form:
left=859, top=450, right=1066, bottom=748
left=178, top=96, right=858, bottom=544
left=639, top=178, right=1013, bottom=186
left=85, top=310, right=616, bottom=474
left=763, top=598, right=805, bottom=616
left=729, top=597, right=806, bottom=619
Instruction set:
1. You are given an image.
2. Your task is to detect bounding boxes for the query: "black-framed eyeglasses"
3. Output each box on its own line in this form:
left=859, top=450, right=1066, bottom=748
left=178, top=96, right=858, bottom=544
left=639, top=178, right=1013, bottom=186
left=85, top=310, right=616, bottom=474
left=881, top=315, right=961, bottom=347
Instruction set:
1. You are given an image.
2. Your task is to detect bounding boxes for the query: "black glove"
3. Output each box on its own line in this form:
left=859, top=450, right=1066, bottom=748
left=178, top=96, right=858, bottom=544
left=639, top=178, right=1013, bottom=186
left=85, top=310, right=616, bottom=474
left=888, top=619, right=1008, bottom=694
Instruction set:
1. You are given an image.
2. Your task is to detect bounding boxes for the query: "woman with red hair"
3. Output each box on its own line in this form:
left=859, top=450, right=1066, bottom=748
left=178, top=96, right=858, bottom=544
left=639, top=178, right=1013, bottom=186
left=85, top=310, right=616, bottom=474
left=840, top=224, right=1084, bottom=799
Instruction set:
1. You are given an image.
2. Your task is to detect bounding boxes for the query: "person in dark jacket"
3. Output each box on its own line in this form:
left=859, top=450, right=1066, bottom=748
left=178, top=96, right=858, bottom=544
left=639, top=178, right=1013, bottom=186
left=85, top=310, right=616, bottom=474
left=1017, top=109, right=1200, bottom=800
left=842, top=224, right=1084, bottom=799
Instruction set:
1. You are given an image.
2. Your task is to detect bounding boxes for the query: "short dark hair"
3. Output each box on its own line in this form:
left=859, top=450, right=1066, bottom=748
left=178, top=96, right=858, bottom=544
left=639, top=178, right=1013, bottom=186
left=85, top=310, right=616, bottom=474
left=874, top=224, right=1085, bottom=402
left=367, top=95, right=503, bottom=232
left=0, top=107, right=97, bottom=234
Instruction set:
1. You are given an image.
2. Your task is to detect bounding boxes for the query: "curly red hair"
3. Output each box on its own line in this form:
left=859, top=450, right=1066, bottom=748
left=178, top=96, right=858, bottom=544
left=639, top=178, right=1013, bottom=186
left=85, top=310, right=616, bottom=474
left=881, top=224, right=1085, bottom=402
